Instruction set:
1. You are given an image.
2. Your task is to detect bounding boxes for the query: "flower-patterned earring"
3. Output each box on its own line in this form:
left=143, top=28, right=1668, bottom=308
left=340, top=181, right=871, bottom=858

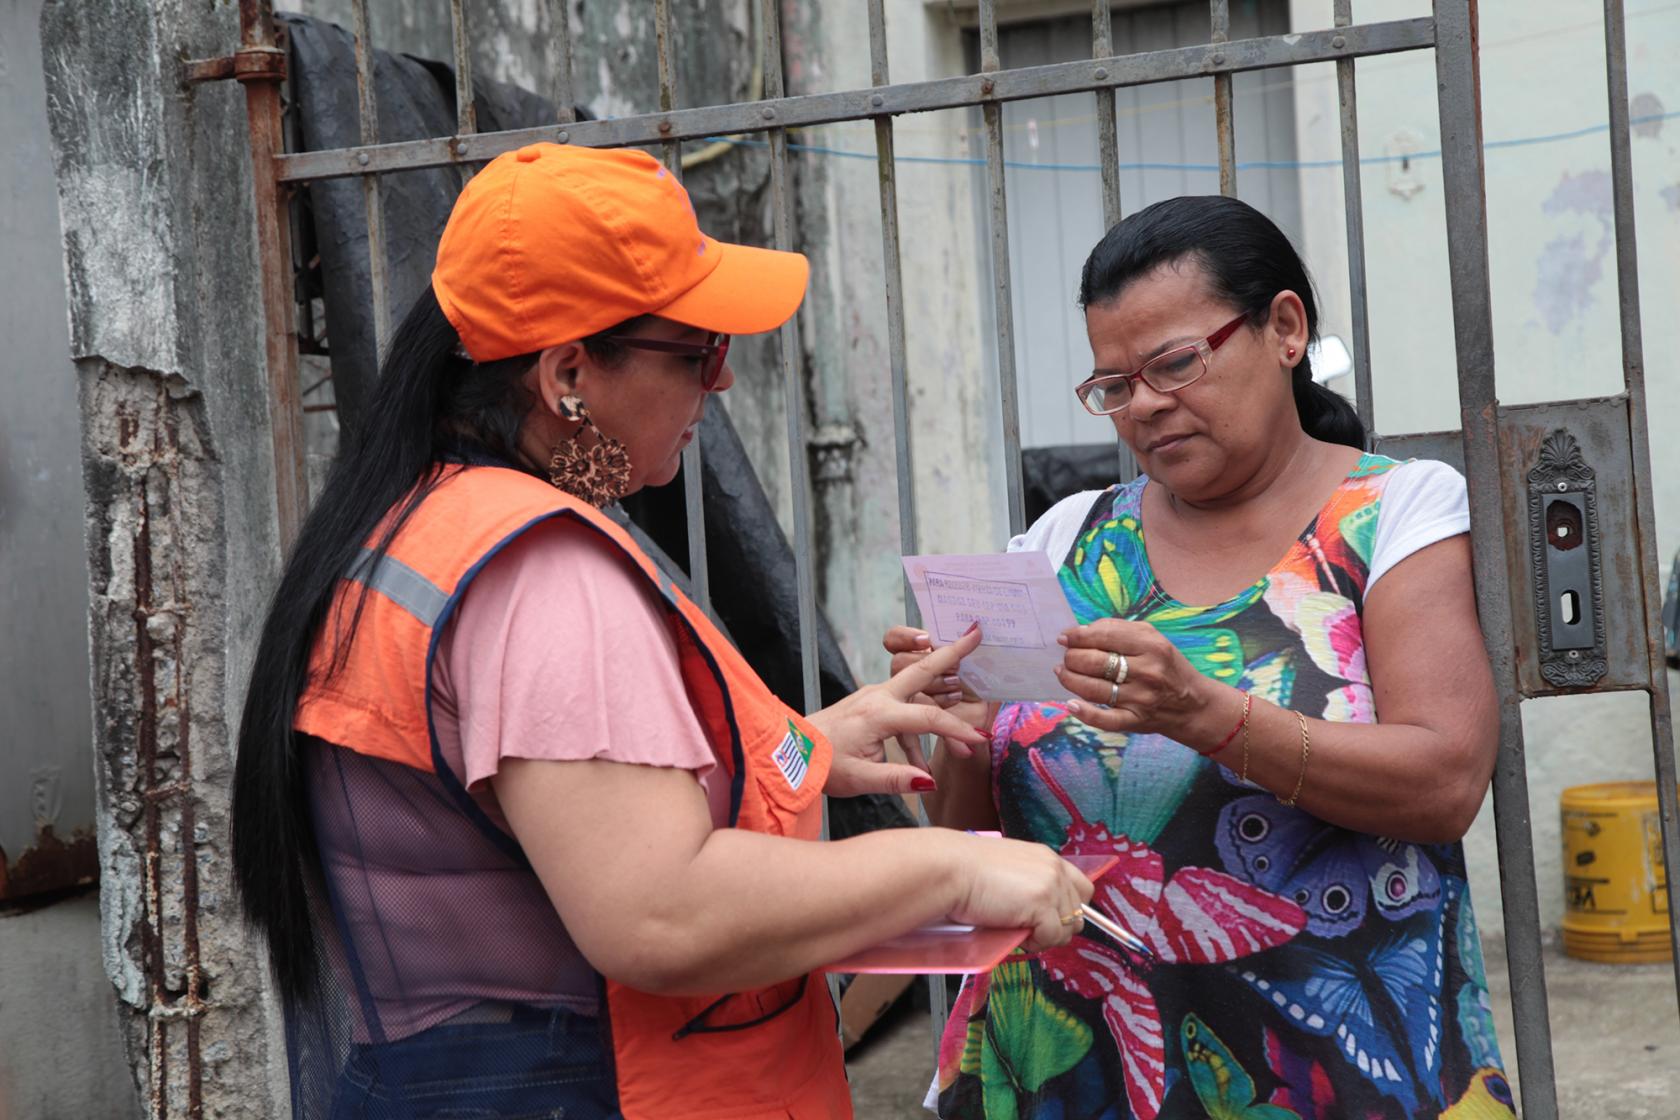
left=548, top=395, right=632, bottom=507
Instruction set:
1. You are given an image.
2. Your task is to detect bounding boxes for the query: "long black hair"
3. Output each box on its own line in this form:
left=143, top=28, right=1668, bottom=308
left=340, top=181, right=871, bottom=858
left=231, top=288, right=625, bottom=1000
left=1077, top=195, right=1365, bottom=449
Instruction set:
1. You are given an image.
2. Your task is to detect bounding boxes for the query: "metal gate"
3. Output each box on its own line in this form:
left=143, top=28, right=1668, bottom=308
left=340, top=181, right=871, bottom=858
left=202, top=1, right=1676, bottom=1116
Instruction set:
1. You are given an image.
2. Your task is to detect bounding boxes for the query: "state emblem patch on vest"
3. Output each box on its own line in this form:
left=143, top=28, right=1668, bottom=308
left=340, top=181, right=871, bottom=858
left=771, top=721, right=815, bottom=790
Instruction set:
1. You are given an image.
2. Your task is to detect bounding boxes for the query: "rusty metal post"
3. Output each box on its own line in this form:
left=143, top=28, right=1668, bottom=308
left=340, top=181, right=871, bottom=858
left=1210, top=0, right=1236, bottom=197
left=238, top=0, right=306, bottom=551
left=351, top=0, right=389, bottom=353
left=1091, top=0, right=1122, bottom=229
left=449, top=0, right=477, bottom=137
left=549, top=0, right=577, bottom=124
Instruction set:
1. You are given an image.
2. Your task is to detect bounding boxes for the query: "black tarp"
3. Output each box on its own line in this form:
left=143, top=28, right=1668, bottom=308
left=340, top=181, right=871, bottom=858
left=1022, top=444, right=1126, bottom=526
left=283, top=15, right=911, bottom=838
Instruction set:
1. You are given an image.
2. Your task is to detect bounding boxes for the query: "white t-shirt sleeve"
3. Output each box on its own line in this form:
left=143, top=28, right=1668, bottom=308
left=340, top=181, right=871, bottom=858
left=1006, top=489, right=1108, bottom=562
left=1368, top=459, right=1471, bottom=592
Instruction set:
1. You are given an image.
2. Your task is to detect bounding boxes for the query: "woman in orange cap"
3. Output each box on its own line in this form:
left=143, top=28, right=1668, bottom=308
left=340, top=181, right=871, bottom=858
left=230, top=142, right=1092, bottom=1120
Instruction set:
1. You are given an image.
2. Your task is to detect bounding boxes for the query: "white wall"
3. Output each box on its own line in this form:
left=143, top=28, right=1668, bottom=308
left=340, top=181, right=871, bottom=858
left=1288, top=0, right=1680, bottom=940
left=792, top=2, right=1009, bottom=680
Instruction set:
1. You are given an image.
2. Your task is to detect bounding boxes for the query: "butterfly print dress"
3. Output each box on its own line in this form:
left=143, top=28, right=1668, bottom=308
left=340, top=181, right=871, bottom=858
left=935, top=455, right=1513, bottom=1120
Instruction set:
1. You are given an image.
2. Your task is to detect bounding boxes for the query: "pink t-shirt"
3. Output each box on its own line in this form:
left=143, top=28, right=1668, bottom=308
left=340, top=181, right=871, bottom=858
left=432, top=518, right=732, bottom=829
left=307, top=518, right=735, bottom=1039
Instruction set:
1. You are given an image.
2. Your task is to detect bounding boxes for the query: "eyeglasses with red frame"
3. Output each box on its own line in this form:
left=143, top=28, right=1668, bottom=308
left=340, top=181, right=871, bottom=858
left=599, top=331, right=732, bottom=391
left=1074, top=312, right=1249, bottom=416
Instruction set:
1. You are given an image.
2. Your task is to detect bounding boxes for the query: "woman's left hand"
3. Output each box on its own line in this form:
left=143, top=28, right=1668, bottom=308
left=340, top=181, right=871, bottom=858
left=1055, top=619, right=1227, bottom=745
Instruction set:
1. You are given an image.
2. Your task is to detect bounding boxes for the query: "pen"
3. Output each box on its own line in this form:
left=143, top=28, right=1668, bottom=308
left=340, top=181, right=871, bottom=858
left=1080, top=904, right=1153, bottom=958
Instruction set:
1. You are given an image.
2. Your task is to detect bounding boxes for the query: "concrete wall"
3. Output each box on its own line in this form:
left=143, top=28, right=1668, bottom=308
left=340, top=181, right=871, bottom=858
left=0, top=895, right=140, bottom=1120
left=0, top=2, right=140, bottom=1115
left=1287, top=0, right=1680, bottom=944
left=0, top=0, right=98, bottom=895
left=39, top=0, right=291, bottom=1113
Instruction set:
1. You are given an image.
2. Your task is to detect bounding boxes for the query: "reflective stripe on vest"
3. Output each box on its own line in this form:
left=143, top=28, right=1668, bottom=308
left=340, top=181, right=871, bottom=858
left=346, top=547, right=449, bottom=627
left=293, top=466, right=852, bottom=1120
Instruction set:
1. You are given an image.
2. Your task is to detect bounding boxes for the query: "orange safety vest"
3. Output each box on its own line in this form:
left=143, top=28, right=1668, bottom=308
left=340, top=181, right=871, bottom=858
left=294, top=464, right=853, bottom=1120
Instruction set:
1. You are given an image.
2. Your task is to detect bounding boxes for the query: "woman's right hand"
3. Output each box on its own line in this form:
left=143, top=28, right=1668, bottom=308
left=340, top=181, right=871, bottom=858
left=884, top=626, right=988, bottom=726
left=944, top=832, right=1095, bottom=951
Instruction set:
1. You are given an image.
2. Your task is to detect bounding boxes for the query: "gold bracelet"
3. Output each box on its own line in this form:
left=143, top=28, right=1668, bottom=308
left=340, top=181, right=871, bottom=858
left=1278, top=711, right=1311, bottom=807
left=1238, top=696, right=1255, bottom=784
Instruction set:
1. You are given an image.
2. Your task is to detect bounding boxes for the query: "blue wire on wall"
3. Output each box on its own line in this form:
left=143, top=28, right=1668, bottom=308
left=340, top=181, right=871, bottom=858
left=702, top=110, right=1678, bottom=175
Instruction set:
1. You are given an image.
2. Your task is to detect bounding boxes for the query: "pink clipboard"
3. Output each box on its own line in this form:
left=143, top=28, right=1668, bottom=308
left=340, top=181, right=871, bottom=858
left=820, top=852, right=1120, bottom=975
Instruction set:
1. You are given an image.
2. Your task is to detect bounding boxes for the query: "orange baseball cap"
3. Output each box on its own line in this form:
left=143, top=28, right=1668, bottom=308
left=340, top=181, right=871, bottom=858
left=432, top=143, right=809, bottom=362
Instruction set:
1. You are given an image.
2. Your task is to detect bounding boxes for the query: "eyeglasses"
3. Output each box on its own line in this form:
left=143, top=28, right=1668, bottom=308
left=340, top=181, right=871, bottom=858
left=1074, top=312, right=1249, bottom=416
left=599, top=331, right=731, bottom=391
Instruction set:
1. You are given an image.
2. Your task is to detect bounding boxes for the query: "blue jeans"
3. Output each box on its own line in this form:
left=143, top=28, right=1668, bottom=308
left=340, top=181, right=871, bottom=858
left=328, top=1006, right=622, bottom=1120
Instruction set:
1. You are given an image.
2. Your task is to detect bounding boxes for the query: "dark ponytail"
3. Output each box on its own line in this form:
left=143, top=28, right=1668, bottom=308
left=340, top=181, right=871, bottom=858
left=230, top=288, right=627, bottom=999
left=1078, top=195, right=1365, bottom=449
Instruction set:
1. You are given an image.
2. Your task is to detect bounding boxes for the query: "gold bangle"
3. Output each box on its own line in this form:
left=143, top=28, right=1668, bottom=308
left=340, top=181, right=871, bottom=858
left=1278, top=711, right=1311, bottom=807
left=1238, top=696, right=1255, bottom=784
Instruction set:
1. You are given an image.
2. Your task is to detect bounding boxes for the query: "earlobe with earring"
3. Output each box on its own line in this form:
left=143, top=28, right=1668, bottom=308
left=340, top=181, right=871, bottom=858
left=548, top=394, right=633, bottom=507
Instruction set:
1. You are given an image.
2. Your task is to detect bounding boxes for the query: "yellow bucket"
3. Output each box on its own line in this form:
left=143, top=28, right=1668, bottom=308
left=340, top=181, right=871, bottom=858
left=1560, top=781, right=1675, bottom=963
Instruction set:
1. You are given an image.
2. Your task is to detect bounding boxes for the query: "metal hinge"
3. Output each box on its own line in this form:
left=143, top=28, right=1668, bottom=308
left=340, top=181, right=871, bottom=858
left=182, top=44, right=285, bottom=86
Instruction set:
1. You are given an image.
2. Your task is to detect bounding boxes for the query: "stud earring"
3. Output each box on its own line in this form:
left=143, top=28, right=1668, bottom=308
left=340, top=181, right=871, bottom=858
left=548, top=395, right=632, bottom=507
left=1286, top=348, right=1297, bottom=359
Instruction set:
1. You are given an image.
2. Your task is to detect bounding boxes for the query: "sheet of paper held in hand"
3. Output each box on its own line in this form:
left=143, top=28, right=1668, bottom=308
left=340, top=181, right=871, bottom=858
left=901, top=551, right=1079, bottom=702
left=820, top=853, right=1123, bottom=975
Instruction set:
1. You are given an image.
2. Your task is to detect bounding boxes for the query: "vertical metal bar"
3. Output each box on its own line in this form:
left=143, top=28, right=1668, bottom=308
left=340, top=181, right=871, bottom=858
left=869, top=0, right=950, bottom=1051
left=655, top=0, right=679, bottom=162
left=549, top=0, right=576, bottom=124
left=351, top=0, right=389, bottom=354
left=979, top=0, right=1026, bottom=537
left=761, top=0, right=821, bottom=719
left=1091, top=0, right=1138, bottom=484
left=240, top=0, right=308, bottom=550
left=1434, top=4, right=1559, bottom=1117
left=868, top=2, right=918, bottom=599
left=1091, top=0, right=1122, bottom=229
left=655, top=0, right=711, bottom=613
left=1210, top=0, right=1236, bottom=197
left=1333, top=0, right=1373, bottom=437
left=449, top=0, right=477, bottom=136
left=761, top=0, right=837, bottom=1013
left=1603, top=0, right=1680, bottom=984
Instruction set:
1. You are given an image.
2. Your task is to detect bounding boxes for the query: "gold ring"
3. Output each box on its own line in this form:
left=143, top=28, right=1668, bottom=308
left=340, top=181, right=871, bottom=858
left=1101, top=650, right=1123, bottom=682
left=1059, top=910, right=1082, bottom=927
left=1108, top=681, right=1122, bottom=706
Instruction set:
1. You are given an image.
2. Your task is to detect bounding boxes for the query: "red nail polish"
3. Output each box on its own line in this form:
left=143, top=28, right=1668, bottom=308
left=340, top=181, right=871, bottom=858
left=911, top=776, right=938, bottom=792
left=962, top=621, right=980, bottom=636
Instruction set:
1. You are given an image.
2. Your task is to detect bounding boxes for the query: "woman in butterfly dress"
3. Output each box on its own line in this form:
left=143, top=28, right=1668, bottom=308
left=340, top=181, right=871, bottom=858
left=891, top=195, right=1514, bottom=1120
